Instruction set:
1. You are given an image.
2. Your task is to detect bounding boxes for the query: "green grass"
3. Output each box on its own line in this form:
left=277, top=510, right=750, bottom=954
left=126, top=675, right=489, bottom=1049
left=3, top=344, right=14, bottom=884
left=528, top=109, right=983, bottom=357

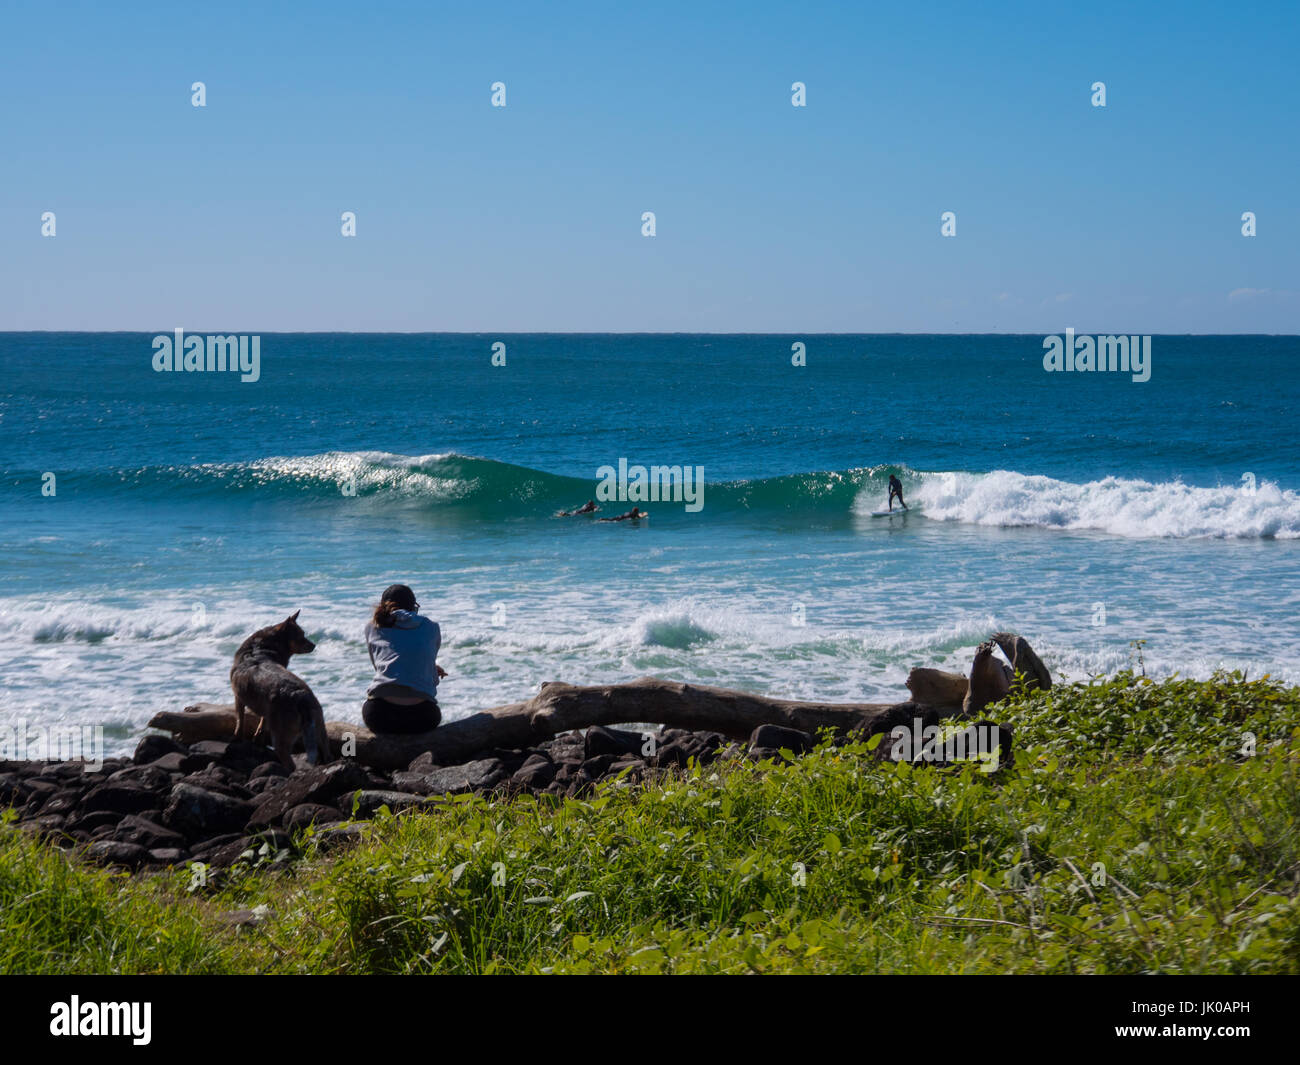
left=3, top=671, right=1299, bottom=973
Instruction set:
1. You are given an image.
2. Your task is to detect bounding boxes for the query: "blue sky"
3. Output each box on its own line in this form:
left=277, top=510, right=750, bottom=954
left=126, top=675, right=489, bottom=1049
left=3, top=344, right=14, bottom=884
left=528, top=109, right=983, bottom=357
left=2, top=0, right=1296, bottom=332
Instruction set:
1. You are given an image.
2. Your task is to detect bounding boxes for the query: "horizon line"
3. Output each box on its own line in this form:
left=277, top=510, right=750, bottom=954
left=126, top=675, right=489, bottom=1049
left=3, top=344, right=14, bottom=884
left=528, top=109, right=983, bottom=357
left=2, top=330, right=1297, bottom=338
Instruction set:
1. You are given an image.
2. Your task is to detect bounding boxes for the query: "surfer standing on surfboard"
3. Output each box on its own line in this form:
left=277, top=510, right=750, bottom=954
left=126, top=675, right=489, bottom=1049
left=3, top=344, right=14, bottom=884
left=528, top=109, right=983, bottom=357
left=888, top=475, right=908, bottom=511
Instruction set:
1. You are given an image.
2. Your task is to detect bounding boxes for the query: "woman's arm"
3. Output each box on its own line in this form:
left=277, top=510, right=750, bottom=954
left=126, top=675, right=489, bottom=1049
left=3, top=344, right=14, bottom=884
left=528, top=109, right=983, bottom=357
left=427, top=618, right=444, bottom=678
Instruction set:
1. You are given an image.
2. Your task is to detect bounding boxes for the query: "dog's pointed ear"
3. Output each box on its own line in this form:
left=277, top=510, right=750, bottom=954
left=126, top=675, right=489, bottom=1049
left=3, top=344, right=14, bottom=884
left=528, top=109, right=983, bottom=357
left=287, top=610, right=301, bottom=624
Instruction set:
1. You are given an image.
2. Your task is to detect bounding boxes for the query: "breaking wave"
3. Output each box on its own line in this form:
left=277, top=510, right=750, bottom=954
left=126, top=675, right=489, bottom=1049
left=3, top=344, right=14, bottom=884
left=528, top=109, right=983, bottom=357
left=25, top=451, right=1300, bottom=538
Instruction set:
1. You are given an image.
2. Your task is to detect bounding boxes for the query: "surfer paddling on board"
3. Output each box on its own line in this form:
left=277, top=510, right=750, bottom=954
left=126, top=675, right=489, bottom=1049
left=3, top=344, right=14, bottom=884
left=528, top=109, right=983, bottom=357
left=598, top=506, right=648, bottom=522
left=888, top=474, right=908, bottom=511
left=560, top=500, right=599, bottom=516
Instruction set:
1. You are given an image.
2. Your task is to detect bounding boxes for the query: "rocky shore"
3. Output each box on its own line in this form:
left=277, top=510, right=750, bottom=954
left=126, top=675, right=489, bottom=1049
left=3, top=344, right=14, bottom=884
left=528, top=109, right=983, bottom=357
left=3, top=635, right=1045, bottom=877
left=0, top=710, right=1012, bottom=876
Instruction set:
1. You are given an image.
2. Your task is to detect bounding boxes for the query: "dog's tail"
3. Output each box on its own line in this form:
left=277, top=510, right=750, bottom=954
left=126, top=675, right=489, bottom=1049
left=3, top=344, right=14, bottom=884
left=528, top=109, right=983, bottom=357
left=284, top=688, right=332, bottom=766
left=299, top=694, right=332, bottom=766
left=302, top=715, right=321, bottom=766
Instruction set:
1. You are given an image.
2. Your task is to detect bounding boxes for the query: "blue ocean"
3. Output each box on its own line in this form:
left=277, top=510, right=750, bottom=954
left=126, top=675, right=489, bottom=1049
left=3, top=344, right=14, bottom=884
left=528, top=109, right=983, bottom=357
left=2, top=333, right=1297, bottom=755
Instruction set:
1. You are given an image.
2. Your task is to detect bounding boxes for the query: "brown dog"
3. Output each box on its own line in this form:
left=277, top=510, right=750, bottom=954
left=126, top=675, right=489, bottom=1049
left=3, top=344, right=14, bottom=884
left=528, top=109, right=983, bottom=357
left=230, top=611, right=331, bottom=769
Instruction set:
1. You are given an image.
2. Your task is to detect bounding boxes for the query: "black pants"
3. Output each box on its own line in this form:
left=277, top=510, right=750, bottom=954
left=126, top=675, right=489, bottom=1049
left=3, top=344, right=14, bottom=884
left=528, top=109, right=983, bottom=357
left=362, top=697, right=441, bottom=734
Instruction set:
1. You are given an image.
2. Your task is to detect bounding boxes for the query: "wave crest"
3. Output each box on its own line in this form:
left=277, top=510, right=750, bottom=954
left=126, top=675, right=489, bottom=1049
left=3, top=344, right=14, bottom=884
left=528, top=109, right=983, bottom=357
left=29, top=451, right=1300, bottom=539
left=904, top=470, right=1300, bottom=539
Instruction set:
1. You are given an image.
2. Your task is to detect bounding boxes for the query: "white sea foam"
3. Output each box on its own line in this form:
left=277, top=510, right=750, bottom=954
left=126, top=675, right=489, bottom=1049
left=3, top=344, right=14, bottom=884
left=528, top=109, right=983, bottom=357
left=879, top=471, right=1300, bottom=539
left=3, top=571, right=1299, bottom=757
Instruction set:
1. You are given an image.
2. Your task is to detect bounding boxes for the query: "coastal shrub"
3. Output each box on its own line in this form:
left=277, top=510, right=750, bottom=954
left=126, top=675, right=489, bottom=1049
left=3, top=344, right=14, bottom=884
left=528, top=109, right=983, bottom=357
left=0, top=811, right=253, bottom=974
left=1, top=674, right=1297, bottom=974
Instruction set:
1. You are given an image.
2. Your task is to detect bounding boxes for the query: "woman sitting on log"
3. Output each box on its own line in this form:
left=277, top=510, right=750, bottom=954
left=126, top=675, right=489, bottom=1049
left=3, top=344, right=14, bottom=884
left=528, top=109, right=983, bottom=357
left=363, top=584, right=447, bottom=734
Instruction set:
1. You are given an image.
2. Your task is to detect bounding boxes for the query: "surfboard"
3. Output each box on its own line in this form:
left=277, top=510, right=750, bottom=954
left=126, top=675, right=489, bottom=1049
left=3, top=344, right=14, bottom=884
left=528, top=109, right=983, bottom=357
left=870, top=508, right=911, bottom=517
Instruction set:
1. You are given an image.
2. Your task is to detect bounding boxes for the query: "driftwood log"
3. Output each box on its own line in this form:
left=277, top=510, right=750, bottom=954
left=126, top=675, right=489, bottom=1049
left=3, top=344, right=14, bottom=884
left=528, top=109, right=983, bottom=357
left=906, top=668, right=969, bottom=709
left=907, top=632, right=1053, bottom=711
left=147, top=635, right=1051, bottom=771
left=963, top=631, right=1055, bottom=714
left=150, top=678, right=911, bottom=770
left=991, top=632, right=1052, bottom=693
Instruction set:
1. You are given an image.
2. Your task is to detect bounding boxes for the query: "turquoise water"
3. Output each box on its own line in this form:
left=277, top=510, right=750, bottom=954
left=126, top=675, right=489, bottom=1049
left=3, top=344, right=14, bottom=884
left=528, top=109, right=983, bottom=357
left=2, top=333, right=1297, bottom=753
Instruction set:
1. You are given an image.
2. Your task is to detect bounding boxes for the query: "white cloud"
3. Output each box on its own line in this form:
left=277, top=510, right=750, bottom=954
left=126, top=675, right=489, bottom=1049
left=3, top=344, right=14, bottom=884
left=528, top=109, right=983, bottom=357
left=1228, top=287, right=1298, bottom=303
